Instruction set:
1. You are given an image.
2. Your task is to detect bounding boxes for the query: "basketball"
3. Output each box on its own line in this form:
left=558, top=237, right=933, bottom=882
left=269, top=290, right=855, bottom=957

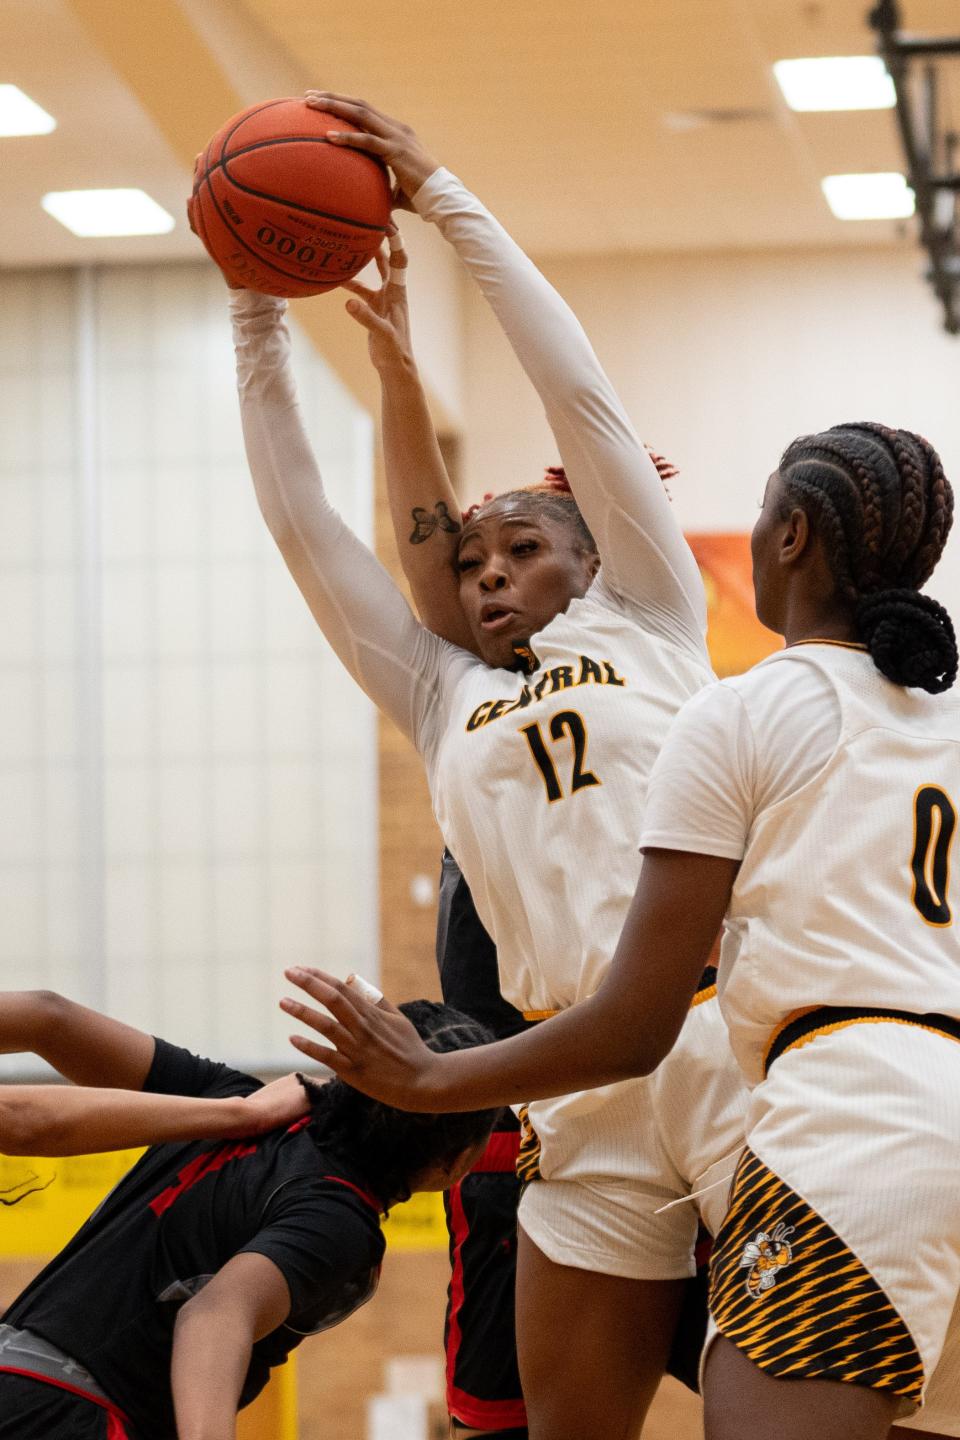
left=188, top=97, right=393, bottom=298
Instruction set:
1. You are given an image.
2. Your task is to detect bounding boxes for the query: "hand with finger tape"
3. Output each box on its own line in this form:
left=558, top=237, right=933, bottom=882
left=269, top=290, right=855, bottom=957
left=342, top=226, right=416, bottom=377
left=280, top=966, right=455, bottom=1111
left=304, top=91, right=440, bottom=209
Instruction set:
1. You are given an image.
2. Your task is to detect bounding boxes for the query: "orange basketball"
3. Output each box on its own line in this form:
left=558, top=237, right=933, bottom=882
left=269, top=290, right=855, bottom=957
left=188, top=98, right=392, bottom=298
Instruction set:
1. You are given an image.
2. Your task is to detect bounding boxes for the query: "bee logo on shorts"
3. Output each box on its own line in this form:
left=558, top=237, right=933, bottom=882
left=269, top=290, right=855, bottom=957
left=740, top=1222, right=795, bottom=1299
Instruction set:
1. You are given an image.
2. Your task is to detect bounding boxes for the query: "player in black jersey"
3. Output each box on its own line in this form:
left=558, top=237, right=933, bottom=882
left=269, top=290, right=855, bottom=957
left=436, top=852, right=531, bottom=1439
left=434, top=857, right=712, bottom=1439
left=0, top=988, right=496, bottom=1440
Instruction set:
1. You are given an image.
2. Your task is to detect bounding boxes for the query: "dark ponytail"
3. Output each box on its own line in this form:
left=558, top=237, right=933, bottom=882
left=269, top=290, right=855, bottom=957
left=304, top=999, right=498, bottom=1210
left=779, top=422, right=957, bottom=693
left=855, top=590, right=957, bottom=694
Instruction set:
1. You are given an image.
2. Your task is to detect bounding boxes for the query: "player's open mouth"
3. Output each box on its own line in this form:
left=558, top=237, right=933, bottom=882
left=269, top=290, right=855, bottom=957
left=480, top=607, right=517, bottom=633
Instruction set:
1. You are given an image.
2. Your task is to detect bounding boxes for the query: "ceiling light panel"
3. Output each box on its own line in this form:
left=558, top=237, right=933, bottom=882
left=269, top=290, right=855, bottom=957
left=774, top=56, right=896, bottom=112
left=0, top=84, right=56, bottom=136
left=821, top=173, right=915, bottom=221
left=41, top=189, right=176, bottom=238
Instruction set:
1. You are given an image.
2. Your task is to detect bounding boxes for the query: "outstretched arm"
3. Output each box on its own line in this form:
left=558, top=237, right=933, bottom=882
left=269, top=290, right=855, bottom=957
left=344, top=236, right=475, bottom=651
left=230, top=285, right=456, bottom=750
left=0, top=992, right=309, bottom=1155
left=307, top=93, right=707, bottom=652
left=280, top=848, right=737, bottom=1111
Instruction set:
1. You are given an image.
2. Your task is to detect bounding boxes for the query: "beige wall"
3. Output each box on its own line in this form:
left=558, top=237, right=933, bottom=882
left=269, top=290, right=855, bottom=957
left=461, top=241, right=960, bottom=619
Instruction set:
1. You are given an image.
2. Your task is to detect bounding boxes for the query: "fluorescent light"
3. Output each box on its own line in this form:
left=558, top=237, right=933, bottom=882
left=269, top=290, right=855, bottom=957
left=41, top=189, right=175, bottom=237
left=822, top=172, right=915, bottom=221
left=774, top=56, right=895, bottom=112
left=0, top=84, right=56, bottom=136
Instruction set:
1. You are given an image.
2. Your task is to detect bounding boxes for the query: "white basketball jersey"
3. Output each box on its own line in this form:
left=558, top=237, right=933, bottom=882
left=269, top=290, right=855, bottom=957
left=426, top=582, right=713, bottom=1015
left=719, top=645, right=960, bottom=1081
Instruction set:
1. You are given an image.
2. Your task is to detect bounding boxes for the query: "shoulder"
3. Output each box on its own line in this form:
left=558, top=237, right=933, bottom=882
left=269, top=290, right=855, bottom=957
left=722, top=646, right=842, bottom=730
left=587, top=575, right=711, bottom=666
left=720, top=647, right=845, bottom=808
left=144, top=1038, right=258, bottom=1100
left=247, top=1147, right=384, bottom=1262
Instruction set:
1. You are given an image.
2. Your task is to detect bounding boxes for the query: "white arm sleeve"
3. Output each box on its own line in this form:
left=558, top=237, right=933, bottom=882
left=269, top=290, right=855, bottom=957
left=230, top=287, right=452, bottom=753
left=413, top=169, right=707, bottom=651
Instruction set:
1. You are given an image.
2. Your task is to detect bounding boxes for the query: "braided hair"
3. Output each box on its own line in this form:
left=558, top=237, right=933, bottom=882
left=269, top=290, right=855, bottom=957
left=303, top=1000, right=498, bottom=1211
left=460, top=449, right=680, bottom=555
left=778, top=423, right=957, bottom=693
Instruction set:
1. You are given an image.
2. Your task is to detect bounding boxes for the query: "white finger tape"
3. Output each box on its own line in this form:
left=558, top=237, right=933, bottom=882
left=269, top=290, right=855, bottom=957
left=345, top=973, right=384, bottom=1005
left=387, top=231, right=408, bottom=285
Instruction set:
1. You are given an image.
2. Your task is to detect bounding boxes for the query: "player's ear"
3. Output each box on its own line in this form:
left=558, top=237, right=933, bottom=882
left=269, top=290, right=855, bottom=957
left=780, top=506, right=812, bottom=566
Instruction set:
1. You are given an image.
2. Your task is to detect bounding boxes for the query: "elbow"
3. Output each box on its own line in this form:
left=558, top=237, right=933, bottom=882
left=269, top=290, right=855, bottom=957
left=604, top=1030, right=675, bottom=1083
left=635, top=1026, right=680, bottom=1078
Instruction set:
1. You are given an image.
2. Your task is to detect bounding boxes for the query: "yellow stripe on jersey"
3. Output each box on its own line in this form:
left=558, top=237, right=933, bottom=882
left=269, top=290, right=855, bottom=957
left=516, top=1105, right=543, bottom=1185
left=789, top=639, right=869, bottom=652
left=522, top=966, right=717, bottom=1024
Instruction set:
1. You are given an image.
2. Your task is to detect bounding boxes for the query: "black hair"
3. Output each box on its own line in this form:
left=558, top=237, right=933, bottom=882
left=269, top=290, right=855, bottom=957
left=460, top=468, right=596, bottom=556
left=778, top=422, right=957, bottom=693
left=304, top=999, right=498, bottom=1210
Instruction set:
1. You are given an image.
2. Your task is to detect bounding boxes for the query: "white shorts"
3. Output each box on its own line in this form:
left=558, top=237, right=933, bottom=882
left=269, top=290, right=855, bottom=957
left=705, top=1017, right=960, bottom=1431
left=518, top=991, right=749, bottom=1280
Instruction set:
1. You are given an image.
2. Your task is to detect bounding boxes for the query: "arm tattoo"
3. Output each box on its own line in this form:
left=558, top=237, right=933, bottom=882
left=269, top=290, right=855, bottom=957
left=409, top=501, right=462, bottom=544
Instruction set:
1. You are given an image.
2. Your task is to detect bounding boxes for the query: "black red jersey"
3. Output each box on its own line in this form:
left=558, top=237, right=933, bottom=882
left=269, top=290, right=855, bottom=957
left=2, top=1040, right=385, bottom=1440
left=436, top=851, right=531, bottom=1043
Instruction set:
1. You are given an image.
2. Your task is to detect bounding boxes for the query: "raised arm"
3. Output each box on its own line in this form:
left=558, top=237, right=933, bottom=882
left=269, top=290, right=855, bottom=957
left=230, top=285, right=455, bottom=749
left=0, top=992, right=309, bottom=1154
left=344, top=235, right=475, bottom=650
left=307, top=93, right=707, bottom=651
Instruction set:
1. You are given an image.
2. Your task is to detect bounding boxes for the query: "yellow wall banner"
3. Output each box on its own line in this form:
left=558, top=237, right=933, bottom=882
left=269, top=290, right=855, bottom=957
left=382, top=1191, right=448, bottom=1252
left=0, top=1150, right=448, bottom=1258
left=0, top=1150, right=144, bottom=1259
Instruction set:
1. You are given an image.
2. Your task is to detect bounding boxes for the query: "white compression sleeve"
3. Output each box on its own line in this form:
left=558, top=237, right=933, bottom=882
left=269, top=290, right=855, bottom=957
left=413, top=169, right=707, bottom=652
left=230, top=287, right=454, bottom=752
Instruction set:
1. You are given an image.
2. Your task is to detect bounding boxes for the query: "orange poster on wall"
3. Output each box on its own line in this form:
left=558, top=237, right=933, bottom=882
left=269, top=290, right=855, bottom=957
left=686, top=534, right=782, bottom=678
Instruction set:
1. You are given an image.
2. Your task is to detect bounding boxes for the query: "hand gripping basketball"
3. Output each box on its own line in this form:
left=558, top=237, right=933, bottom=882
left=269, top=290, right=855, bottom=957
left=304, top=92, right=441, bottom=209
left=189, top=98, right=393, bottom=297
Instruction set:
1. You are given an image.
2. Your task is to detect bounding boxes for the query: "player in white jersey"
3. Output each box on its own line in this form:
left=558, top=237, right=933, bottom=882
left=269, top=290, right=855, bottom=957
left=232, top=95, right=749, bottom=1439
left=289, top=421, right=959, bottom=1439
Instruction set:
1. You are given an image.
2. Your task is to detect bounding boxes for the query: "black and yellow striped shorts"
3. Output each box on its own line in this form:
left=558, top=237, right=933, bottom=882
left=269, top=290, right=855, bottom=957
left=706, top=1005, right=960, bottom=1408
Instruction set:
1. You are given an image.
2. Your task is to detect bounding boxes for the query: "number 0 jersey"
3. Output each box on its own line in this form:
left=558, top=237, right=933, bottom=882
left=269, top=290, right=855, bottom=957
left=641, top=641, right=960, bottom=1082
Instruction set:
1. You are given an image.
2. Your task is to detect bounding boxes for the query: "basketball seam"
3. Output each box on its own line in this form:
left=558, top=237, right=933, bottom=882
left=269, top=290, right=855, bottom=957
left=197, top=145, right=389, bottom=234
left=218, top=98, right=291, bottom=169
left=197, top=175, right=348, bottom=293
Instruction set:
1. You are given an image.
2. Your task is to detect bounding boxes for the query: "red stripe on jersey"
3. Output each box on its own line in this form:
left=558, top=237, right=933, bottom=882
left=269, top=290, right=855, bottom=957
left=444, top=1181, right=527, bottom=1430
left=0, top=1366, right=130, bottom=1428
left=149, top=1141, right=258, bottom=1217
left=322, top=1174, right=382, bottom=1215
left=448, top=1383, right=528, bottom=1431
left=445, top=1180, right=469, bottom=1417
left=469, top=1130, right=521, bottom=1174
